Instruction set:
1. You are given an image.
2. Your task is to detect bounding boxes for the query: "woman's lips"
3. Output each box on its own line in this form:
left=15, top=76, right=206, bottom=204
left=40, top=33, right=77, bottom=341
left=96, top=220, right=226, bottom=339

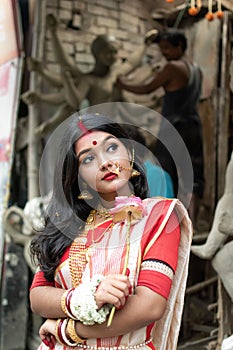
left=102, top=172, right=118, bottom=181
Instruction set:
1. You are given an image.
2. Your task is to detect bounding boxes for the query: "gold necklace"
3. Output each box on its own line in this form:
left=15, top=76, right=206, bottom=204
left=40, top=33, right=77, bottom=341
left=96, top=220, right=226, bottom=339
left=96, top=204, right=112, bottom=219
left=91, top=210, right=114, bottom=244
left=69, top=232, right=88, bottom=288
left=69, top=210, right=113, bottom=287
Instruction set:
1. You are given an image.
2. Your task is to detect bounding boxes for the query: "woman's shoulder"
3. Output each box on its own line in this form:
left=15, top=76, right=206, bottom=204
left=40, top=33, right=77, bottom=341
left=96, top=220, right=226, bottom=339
left=143, top=196, right=177, bottom=206
left=142, top=197, right=178, bottom=218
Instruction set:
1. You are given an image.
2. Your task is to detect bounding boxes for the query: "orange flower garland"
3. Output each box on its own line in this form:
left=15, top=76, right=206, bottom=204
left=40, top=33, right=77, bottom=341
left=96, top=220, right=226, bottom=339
left=205, top=0, right=214, bottom=21
left=205, top=12, right=214, bottom=21
left=166, top=0, right=223, bottom=21
left=188, top=0, right=199, bottom=16
left=216, top=0, right=224, bottom=19
left=216, top=10, right=224, bottom=19
left=189, top=7, right=199, bottom=16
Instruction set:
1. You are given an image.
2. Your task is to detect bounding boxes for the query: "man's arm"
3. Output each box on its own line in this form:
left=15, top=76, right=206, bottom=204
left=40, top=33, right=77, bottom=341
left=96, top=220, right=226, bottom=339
left=117, top=64, right=171, bottom=94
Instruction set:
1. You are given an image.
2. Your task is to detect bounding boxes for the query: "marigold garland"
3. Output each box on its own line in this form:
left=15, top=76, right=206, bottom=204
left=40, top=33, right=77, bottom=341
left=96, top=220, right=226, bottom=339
left=189, top=7, right=199, bottom=16
left=205, top=0, right=214, bottom=21
left=216, top=0, right=223, bottom=19
left=189, top=0, right=199, bottom=16
left=205, top=11, right=214, bottom=21
left=216, top=10, right=224, bottom=19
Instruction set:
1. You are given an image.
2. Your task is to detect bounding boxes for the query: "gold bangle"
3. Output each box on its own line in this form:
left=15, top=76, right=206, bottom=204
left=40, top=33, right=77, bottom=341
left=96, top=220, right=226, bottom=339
left=61, top=290, right=69, bottom=315
left=67, top=318, right=86, bottom=343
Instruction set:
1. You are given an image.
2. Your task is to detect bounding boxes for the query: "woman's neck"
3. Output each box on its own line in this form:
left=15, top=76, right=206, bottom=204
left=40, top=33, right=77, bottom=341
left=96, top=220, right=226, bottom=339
left=99, top=187, right=133, bottom=209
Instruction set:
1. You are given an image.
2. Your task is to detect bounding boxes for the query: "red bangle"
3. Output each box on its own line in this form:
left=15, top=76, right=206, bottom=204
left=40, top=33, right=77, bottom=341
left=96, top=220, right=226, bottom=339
left=66, top=289, right=76, bottom=318
left=55, top=319, right=67, bottom=346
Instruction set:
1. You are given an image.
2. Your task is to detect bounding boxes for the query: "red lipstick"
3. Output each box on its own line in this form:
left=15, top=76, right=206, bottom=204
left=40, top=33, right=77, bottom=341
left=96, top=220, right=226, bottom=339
left=102, top=172, right=117, bottom=181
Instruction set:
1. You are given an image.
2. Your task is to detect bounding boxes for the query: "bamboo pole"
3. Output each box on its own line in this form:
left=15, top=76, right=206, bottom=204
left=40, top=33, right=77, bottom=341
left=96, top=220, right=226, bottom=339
left=27, top=0, right=47, bottom=199
left=186, top=276, right=218, bottom=295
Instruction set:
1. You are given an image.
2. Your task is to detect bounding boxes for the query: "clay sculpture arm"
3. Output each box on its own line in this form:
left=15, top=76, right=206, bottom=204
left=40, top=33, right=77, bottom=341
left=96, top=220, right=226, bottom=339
left=27, top=57, right=63, bottom=87
left=191, top=151, right=233, bottom=259
left=46, top=14, right=83, bottom=79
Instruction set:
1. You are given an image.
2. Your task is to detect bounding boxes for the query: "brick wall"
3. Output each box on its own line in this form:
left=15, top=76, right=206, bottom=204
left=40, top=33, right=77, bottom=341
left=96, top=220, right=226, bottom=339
left=45, top=0, right=153, bottom=73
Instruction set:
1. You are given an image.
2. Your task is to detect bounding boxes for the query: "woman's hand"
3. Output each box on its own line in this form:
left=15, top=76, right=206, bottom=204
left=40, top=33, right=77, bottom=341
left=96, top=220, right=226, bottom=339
left=39, top=319, right=57, bottom=349
left=95, top=274, right=131, bottom=310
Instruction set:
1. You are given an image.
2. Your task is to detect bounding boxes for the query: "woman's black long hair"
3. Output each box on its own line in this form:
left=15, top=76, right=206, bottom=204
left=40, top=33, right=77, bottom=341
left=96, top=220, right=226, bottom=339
left=30, top=112, right=148, bottom=281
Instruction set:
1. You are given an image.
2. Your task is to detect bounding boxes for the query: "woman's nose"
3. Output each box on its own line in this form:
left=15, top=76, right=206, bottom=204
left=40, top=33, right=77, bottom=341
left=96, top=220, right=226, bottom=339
left=100, top=159, right=114, bottom=171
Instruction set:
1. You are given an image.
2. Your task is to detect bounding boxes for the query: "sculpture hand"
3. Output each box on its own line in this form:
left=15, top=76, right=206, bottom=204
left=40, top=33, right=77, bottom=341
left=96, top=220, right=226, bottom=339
left=35, top=122, right=46, bottom=137
left=115, top=76, right=127, bottom=90
left=144, top=29, right=159, bottom=46
left=21, top=91, right=40, bottom=105
left=46, top=13, right=58, bottom=31
left=27, top=57, right=42, bottom=73
left=61, top=66, right=72, bottom=81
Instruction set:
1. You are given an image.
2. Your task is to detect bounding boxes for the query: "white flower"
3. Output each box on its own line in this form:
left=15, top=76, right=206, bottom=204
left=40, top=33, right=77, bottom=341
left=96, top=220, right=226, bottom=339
left=70, top=274, right=111, bottom=325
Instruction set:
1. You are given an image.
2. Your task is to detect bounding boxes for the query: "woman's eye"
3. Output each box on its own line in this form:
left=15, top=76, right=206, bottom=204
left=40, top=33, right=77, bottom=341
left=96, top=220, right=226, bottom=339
left=82, top=155, right=94, bottom=165
left=107, top=143, right=118, bottom=152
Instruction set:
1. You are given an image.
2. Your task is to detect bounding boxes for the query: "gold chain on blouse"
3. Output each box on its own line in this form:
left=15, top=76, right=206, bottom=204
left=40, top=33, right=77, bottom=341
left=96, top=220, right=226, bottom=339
left=69, top=210, right=113, bottom=288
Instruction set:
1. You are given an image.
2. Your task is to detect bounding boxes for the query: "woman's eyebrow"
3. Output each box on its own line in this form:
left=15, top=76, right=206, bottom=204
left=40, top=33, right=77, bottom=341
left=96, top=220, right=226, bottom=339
left=76, top=135, right=116, bottom=159
left=77, top=147, right=91, bottom=159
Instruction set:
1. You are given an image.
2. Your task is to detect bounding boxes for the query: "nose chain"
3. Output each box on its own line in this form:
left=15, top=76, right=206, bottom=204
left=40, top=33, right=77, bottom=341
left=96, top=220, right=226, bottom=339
left=108, top=162, right=132, bottom=175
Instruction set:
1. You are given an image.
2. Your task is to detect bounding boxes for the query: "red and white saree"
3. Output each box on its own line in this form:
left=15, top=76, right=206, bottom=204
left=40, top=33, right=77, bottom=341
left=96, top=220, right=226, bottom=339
left=32, top=198, right=192, bottom=350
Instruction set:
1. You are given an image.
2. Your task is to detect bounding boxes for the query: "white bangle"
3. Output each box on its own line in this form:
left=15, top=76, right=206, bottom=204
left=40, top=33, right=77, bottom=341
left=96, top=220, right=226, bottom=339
left=61, top=318, right=79, bottom=347
left=70, top=274, right=111, bottom=325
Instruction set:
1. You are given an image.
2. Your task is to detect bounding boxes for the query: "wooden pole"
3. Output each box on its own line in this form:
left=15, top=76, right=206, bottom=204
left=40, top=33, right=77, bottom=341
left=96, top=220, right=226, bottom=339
left=27, top=0, right=47, bottom=199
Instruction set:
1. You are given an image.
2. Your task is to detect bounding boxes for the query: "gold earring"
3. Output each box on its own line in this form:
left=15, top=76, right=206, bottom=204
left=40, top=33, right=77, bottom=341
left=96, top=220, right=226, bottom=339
left=131, top=169, right=140, bottom=178
left=130, top=148, right=135, bottom=168
left=130, top=148, right=140, bottom=178
left=78, top=183, right=93, bottom=200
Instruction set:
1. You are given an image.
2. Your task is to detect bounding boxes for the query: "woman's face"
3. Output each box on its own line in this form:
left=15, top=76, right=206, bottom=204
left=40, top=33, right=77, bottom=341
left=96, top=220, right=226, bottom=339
left=75, top=131, right=132, bottom=201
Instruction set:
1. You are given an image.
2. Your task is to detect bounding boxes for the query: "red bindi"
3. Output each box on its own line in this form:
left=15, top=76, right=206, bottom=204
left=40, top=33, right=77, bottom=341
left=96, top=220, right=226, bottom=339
left=92, top=140, right=97, bottom=145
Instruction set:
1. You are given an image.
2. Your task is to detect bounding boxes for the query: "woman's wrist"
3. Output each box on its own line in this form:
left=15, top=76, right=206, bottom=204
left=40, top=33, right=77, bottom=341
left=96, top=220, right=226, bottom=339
left=60, top=275, right=111, bottom=325
left=75, top=320, right=88, bottom=340
left=54, top=318, right=86, bottom=346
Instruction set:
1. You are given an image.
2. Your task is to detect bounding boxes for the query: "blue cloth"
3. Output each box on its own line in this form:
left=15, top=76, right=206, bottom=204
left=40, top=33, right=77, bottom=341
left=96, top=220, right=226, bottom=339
left=144, top=160, right=174, bottom=198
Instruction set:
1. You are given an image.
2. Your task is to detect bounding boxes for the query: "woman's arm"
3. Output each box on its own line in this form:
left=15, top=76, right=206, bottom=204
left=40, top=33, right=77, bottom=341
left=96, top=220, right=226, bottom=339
left=38, top=285, right=167, bottom=343
left=30, top=286, right=66, bottom=318
left=31, top=276, right=165, bottom=338
left=30, top=274, right=130, bottom=319
left=77, top=285, right=167, bottom=338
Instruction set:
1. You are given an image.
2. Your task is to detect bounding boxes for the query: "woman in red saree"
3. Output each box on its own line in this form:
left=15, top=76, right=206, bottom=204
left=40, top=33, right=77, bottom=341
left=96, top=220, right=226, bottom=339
left=30, top=113, right=192, bottom=350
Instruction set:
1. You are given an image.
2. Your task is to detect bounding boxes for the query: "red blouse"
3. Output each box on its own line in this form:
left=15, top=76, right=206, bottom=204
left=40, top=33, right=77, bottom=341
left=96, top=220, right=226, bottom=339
left=30, top=200, right=180, bottom=300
